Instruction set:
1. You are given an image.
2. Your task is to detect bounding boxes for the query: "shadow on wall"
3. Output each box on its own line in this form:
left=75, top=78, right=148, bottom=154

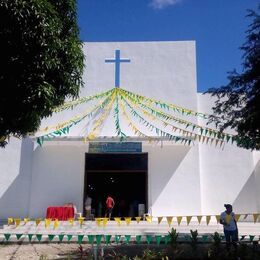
left=0, top=138, right=33, bottom=219
left=148, top=145, right=191, bottom=208
left=233, top=159, right=260, bottom=215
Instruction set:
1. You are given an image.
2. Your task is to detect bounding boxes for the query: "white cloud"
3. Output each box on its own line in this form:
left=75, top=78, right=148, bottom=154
left=150, top=0, right=181, bottom=9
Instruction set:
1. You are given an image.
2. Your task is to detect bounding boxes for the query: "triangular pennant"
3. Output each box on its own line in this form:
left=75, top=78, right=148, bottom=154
left=206, top=216, right=211, bottom=225
left=16, top=234, right=23, bottom=240
left=8, top=218, right=13, bottom=225
left=114, top=217, right=121, bottom=225
left=87, top=235, right=94, bottom=244
left=28, top=234, right=33, bottom=242
left=253, top=214, right=259, bottom=223
left=45, top=218, right=51, bottom=228
left=166, top=216, right=173, bottom=226
left=186, top=216, right=192, bottom=225
left=68, top=218, right=74, bottom=225
left=58, top=234, right=64, bottom=242
left=35, top=218, right=41, bottom=226
left=36, top=234, right=42, bottom=241
left=4, top=234, right=11, bottom=241
left=53, top=219, right=59, bottom=229
left=176, top=216, right=182, bottom=226
left=157, top=217, right=163, bottom=224
left=235, top=214, right=241, bottom=222
left=77, top=235, right=84, bottom=244
left=105, top=235, right=111, bottom=245
left=146, top=235, right=153, bottom=244
left=145, top=216, right=152, bottom=223
left=103, top=218, right=109, bottom=227
left=136, top=235, right=142, bottom=244
left=96, top=235, right=102, bottom=245
left=249, top=235, right=255, bottom=242
left=67, top=234, right=73, bottom=241
left=125, top=235, right=131, bottom=244
left=95, top=218, right=102, bottom=227
left=135, top=217, right=142, bottom=223
left=23, top=218, right=30, bottom=225
left=14, top=218, right=21, bottom=227
left=125, top=217, right=131, bottom=226
left=115, top=235, right=121, bottom=244
left=78, top=217, right=85, bottom=227
left=48, top=235, right=55, bottom=241
left=215, top=215, right=221, bottom=223
left=164, top=235, right=170, bottom=244
left=240, top=235, right=246, bottom=241
left=155, top=235, right=162, bottom=245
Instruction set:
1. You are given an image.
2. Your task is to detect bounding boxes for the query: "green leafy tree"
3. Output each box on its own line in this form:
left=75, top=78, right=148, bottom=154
left=0, top=0, right=84, bottom=147
left=206, top=6, right=260, bottom=150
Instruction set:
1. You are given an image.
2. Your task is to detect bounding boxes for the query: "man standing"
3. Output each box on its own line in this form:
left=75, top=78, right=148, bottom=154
left=85, top=195, right=92, bottom=220
left=220, top=204, right=238, bottom=250
left=105, top=195, right=115, bottom=219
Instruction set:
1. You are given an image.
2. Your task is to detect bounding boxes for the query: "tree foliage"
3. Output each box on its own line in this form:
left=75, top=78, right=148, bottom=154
left=206, top=6, right=260, bottom=150
left=0, top=0, right=84, bottom=147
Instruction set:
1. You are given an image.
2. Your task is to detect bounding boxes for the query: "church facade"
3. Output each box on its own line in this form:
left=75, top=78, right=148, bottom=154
left=0, top=41, right=259, bottom=220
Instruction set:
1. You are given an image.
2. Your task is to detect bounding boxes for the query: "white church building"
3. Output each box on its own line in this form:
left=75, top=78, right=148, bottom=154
left=0, top=41, right=259, bottom=220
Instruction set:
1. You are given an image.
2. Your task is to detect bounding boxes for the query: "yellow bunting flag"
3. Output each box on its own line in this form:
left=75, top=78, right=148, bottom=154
left=53, top=219, right=59, bottom=229
left=114, top=217, right=121, bottom=225
left=78, top=217, right=85, bottom=227
left=253, top=213, right=259, bottom=223
left=103, top=218, right=109, bottom=227
left=176, top=216, right=182, bottom=226
left=14, top=218, right=21, bottom=227
left=197, top=216, right=202, bottom=224
left=157, top=217, right=163, bottom=224
left=35, top=218, right=41, bottom=226
left=215, top=215, right=221, bottom=223
left=166, top=216, right=173, bottom=226
left=45, top=218, right=51, bottom=228
left=206, top=216, right=211, bottom=225
left=225, top=214, right=231, bottom=224
left=145, top=216, right=152, bottom=223
left=135, top=217, right=141, bottom=223
left=24, top=218, right=30, bottom=225
left=8, top=218, right=14, bottom=225
left=235, top=214, right=241, bottom=222
left=68, top=218, right=74, bottom=225
left=95, top=218, right=102, bottom=227
left=186, top=216, right=192, bottom=225
left=125, top=217, right=131, bottom=226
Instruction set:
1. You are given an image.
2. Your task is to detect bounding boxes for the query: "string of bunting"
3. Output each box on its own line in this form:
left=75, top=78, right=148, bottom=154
left=34, top=87, right=240, bottom=147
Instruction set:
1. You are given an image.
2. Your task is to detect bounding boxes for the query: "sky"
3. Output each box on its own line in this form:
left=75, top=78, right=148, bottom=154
left=77, top=0, right=258, bottom=92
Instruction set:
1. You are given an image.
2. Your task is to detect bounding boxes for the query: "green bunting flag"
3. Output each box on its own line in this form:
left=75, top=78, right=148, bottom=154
left=77, top=235, right=84, bottom=244
left=36, top=234, right=42, bottom=241
left=146, top=235, right=153, bottom=244
left=67, top=235, right=73, bottom=241
left=164, top=235, right=170, bottom=245
left=48, top=235, right=55, bottom=241
left=136, top=235, right=142, bottom=244
left=115, top=235, right=121, bottom=244
left=105, top=235, right=112, bottom=245
left=28, top=234, right=34, bottom=242
left=87, top=235, right=94, bottom=244
left=125, top=235, right=131, bottom=244
left=156, top=235, right=162, bottom=245
left=4, top=234, right=11, bottom=241
left=58, top=234, right=64, bottom=242
left=16, top=234, right=23, bottom=240
left=240, top=235, right=246, bottom=241
left=96, top=235, right=102, bottom=245
left=249, top=235, right=255, bottom=242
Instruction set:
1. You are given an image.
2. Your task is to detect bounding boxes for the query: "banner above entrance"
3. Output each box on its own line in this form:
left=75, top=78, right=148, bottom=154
left=89, top=142, right=142, bottom=153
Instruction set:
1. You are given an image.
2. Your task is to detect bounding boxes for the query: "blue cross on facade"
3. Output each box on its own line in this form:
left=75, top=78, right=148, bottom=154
left=105, top=50, right=131, bottom=88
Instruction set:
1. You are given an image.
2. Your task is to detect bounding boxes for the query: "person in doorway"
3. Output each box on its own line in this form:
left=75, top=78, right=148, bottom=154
left=104, top=195, right=115, bottom=219
left=85, top=195, right=92, bottom=220
left=220, top=204, right=238, bottom=250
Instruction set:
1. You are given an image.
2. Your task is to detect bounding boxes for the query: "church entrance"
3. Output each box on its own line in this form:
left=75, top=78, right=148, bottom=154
left=84, top=153, right=148, bottom=218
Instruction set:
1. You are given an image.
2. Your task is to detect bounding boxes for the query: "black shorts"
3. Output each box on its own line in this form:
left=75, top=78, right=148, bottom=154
left=106, top=207, right=113, bottom=214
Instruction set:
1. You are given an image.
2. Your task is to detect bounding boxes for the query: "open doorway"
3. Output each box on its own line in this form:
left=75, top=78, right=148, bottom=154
left=84, top=153, right=148, bottom=218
